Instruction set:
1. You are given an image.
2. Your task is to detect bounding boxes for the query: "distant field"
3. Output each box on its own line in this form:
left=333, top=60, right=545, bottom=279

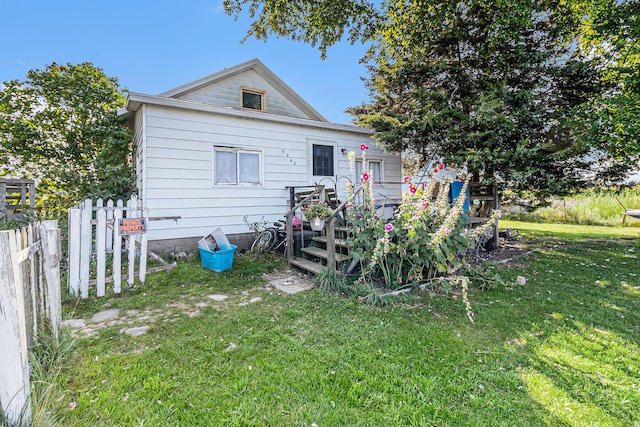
left=504, top=187, right=640, bottom=227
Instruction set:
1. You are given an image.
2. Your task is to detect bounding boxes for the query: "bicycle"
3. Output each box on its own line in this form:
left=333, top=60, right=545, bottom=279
left=250, top=221, right=287, bottom=253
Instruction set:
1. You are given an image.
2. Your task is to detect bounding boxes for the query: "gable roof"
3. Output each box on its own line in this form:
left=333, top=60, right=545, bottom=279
left=158, top=58, right=327, bottom=122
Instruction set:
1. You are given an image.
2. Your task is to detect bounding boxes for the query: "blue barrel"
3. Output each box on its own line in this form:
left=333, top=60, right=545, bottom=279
left=451, top=181, right=470, bottom=212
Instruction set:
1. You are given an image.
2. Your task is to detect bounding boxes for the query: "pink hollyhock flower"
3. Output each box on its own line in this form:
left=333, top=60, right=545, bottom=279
left=438, top=163, right=444, bottom=170
left=361, top=173, right=369, bottom=182
left=422, top=202, right=429, bottom=208
left=385, top=223, right=394, bottom=232
left=433, top=168, right=438, bottom=173
left=404, top=176, right=412, bottom=183
left=360, top=143, right=369, bottom=151
left=409, top=185, right=417, bottom=194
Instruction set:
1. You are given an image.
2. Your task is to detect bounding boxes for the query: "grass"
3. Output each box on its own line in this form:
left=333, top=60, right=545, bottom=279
left=49, top=224, right=639, bottom=426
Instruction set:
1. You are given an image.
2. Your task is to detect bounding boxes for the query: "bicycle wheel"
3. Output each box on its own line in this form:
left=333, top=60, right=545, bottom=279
left=250, top=229, right=275, bottom=253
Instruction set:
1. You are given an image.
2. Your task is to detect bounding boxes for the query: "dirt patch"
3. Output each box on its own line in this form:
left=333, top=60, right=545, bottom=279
left=467, top=240, right=533, bottom=267
left=264, top=270, right=315, bottom=294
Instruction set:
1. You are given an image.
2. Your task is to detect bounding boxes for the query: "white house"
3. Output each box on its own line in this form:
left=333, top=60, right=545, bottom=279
left=118, top=59, right=402, bottom=252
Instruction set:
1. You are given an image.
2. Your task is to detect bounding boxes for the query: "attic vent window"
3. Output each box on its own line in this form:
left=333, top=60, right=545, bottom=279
left=241, top=87, right=265, bottom=111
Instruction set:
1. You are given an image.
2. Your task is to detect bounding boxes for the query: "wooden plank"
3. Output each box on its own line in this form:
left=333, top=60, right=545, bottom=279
left=15, top=227, right=34, bottom=347
left=88, top=264, right=175, bottom=286
left=67, top=209, right=81, bottom=297
left=0, top=230, right=32, bottom=425
left=300, top=246, right=350, bottom=263
left=138, top=208, right=148, bottom=285
left=79, top=199, right=92, bottom=299
left=27, top=224, right=39, bottom=342
left=16, top=241, right=40, bottom=263
left=0, top=182, right=6, bottom=210
left=40, top=221, right=62, bottom=341
left=96, top=209, right=106, bottom=297
left=127, top=195, right=137, bottom=288
left=312, top=236, right=351, bottom=248
left=106, top=199, right=114, bottom=252
left=113, top=209, right=122, bottom=294
left=289, top=257, right=325, bottom=275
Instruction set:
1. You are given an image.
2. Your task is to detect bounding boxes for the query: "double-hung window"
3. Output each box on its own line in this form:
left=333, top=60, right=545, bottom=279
left=356, top=159, right=382, bottom=182
left=213, top=147, right=262, bottom=185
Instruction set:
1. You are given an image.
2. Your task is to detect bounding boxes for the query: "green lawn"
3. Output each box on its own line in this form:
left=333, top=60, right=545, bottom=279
left=49, top=223, right=640, bottom=426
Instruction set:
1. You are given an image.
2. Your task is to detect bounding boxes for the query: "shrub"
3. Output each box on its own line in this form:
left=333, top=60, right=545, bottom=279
left=345, top=147, right=500, bottom=320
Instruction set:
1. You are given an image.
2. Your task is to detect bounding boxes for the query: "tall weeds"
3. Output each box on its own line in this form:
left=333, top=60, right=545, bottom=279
left=28, top=325, right=74, bottom=427
left=506, top=187, right=640, bottom=226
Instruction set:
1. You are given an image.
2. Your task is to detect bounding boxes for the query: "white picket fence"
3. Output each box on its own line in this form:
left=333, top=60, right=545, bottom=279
left=0, top=220, right=61, bottom=426
left=67, top=195, right=150, bottom=299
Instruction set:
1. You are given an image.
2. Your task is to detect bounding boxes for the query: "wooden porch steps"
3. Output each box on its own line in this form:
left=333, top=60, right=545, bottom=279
left=311, top=236, right=351, bottom=248
left=288, top=224, right=352, bottom=276
left=290, top=257, right=327, bottom=275
left=287, top=186, right=351, bottom=276
left=300, top=246, right=350, bottom=263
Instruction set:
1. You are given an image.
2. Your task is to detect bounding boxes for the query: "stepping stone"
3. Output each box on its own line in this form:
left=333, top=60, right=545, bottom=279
left=62, top=319, right=86, bottom=329
left=91, top=309, right=120, bottom=323
left=239, top=297, right=262, bottom=307
left=124, top=326, right=150, bottom=337
left=208, top=294, right=229, bottom=302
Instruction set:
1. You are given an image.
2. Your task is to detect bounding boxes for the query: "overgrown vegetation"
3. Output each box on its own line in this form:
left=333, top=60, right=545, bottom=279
left=0, top=326, right=75, bottom=427
left=342, top=147, right=499, bottom=318
left=45, top=223, right=639, bottom=426
left=27, top=327, right=75, bottom=427
left=505, top=186, right=640, bottom=227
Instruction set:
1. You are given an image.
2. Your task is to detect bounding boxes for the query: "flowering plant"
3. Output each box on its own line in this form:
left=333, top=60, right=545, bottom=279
left=303, top=202, right=332, bottom=220
left=344, top=150, right=501, bottom=321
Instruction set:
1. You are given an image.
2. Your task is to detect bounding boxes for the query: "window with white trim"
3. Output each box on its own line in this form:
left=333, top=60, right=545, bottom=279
left=356, top=160, right=383, bottom=182
left=213, top=147, right=262, bottom=185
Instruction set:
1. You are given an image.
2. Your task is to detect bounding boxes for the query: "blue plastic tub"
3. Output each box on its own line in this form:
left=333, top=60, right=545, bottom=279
left=199, top=244, right=237, bottom=272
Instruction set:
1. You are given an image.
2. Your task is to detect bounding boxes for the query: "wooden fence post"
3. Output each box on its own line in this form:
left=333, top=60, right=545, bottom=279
left=0, top=230, right=31, bottom=425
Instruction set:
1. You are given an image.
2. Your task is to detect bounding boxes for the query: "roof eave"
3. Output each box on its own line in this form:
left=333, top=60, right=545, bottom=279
left=157, top=58, right=328, bottom=122
left=123, top=92, right=373, bottom=136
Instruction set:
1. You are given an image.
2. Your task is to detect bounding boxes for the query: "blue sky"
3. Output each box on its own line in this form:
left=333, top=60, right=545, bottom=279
left=0, top=0, right=372, bottom=124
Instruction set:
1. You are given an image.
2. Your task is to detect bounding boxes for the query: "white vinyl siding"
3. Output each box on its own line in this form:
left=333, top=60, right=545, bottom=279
left=177, top=70, right=309, bottom=119
left=136, top=104, right=402, bottom=241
